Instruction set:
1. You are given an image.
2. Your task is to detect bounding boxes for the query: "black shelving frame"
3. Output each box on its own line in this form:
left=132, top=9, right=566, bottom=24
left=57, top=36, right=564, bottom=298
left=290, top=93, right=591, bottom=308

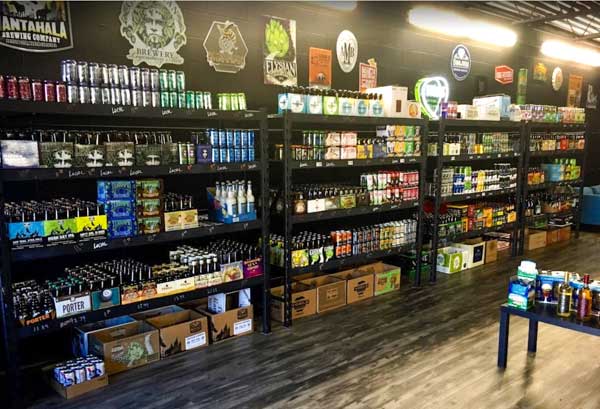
left=268, top=112, right=428, bottom=326
left=0, top=101, right=271, bottom=407
left=518, top=122, right=587, bottom=254
left=428, top=119, right=525, bottom=282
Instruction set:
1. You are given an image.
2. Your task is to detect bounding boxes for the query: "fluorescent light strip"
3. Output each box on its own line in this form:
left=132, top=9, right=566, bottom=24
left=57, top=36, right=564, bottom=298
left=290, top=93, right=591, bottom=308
left=541, top=40, right=600, bottom=67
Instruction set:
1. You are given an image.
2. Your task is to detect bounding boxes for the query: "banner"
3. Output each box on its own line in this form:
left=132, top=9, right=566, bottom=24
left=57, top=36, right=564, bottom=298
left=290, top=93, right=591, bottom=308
left=263, top=15, right=297, bottom=86
left=120, top=1, right=187, bottom=68
left=309, top=47, right=331, bottom=89
left=203, top=20, right=248, bottom=73
left=0, top=1, right=73, bottom=52
left=359, top=62, right=377, bottom=92
left=586, top=83, right=597, bottom=109
left=567, top=74, right=583, bottom=107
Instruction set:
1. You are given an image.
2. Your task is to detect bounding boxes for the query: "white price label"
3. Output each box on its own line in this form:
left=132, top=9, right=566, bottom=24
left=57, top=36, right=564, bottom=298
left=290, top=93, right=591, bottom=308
left=347, top=160, right=354, bottom=166
left=316, top=162, right=322, bottom=167
left=233, top=319, right=253, bottom=335
left=400, top=158, right=405, bottom=163
left=450, top=156, right=455, bottom=161
left=185, top=333, right=207, bottom=350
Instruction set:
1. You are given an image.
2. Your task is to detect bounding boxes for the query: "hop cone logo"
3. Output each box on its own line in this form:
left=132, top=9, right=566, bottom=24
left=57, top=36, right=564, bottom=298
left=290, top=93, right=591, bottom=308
left=265, top=19, right=289, bottom=58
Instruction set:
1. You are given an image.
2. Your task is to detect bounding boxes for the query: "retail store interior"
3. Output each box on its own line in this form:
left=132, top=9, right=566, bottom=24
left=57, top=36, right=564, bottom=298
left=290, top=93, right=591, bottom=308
left=0, top=1, right=599, bottom=408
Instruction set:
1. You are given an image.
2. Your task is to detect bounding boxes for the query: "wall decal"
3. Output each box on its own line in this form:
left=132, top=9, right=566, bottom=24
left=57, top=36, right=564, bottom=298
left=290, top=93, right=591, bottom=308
left=517, top=68, right=528, bottom=105
left=359, top=61, right=377, bottom=92
left=309, top=47, right=331, bottom=89
left=336, top=30, right=358, bottom=73
left=203, top=20, right=248, bottom=73
left=567, top=74, right=583, bottom=107
left=494, top=65, right=514, bottom=85
left=450, top=44, right=470, bottom=81
left=415, top=76, right=449, bottom=119
left=533, top=62, right=547, bottom=82
left=263, top=15, right=297, bottom=86
left=552, top=67, right=563, bottom=91
left=586, top=83, right=597, bottom=109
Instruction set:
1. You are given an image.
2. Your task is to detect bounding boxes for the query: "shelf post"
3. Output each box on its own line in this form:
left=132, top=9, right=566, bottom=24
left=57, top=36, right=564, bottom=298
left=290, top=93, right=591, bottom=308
left=414, top=121, right=428, bottom=286
left=429, top=119, right=445, bottom=282
left=283, top=113, right=293, bottom=327
left=259, top=110, right=271, bottom=334
left=575, top=124, right=588, bottom=239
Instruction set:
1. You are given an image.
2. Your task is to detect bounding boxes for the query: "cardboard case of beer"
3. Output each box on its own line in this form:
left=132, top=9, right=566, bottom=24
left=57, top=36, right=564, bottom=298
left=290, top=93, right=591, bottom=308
left=299, top=276, right=346, bottom=313
left=145, top=310, right=209, bottom=358
left=196, top=304, right=254, bottom=343
left=331, top=267, right=375, bottom=303
left=366, top=86, right=409, bottom=118
left=271, top=283, right=317, bottom=321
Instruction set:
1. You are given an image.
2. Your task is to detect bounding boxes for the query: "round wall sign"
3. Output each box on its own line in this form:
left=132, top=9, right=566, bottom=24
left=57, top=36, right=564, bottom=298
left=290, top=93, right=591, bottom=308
left=552, top=67, right=563, bottom=91
left=336, top=30, right=358, bottom=73
left=450, top=44, right=471, bottom=81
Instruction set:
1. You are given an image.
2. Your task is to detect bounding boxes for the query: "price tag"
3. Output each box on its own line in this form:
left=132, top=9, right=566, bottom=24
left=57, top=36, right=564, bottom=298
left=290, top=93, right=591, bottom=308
left=233, top=319, right=253, bottom=335
left=392, top=159, right=398, bottom=164
left=468, top=156, right=473, bottom=160
left=497, top=154, right=501, bottom=158
left=316, top=162, right=322, bottom=167
left=130, top=169, right=142, bottom=176
left=137, top=302, right=150, bottom=311
left=400, top=158, right=405, bottom=163
left=207, top=111, right=217, bottom=117
left=482, top=192, right=486, bottom=197
left=244, top=112, right=254, bottom=118
left=347, top=160, right=353, bottom=166
left=299, top=162, right=308, bottom=168
left=185, top=333, right=207, bottom=349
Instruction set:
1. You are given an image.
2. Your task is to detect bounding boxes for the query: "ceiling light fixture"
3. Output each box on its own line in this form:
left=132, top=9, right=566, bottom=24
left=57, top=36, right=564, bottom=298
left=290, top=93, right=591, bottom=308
left=540, top=39, right=600, bottom=67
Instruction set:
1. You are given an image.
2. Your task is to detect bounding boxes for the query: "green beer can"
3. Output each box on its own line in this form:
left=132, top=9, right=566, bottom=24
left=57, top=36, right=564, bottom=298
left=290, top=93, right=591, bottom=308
left=178, top=92, right=186, bottom=109
left=176, top=71, right=185, bottom=92
left=159, top=70, right=169, bottom=91
left=167, top=70, right=177, bottom=91
left=204, top=92, right=212, bottom=109
left=230, top=93, right=239, bottom=111
left=160, top=91, right=170, bottom=107
left=220, top=93, right=230, bottom=111
left=238, top=93, right=247, bottom=110
left=185, top=91, right=195, bottom=109
left=169, top=91, right=178, bottom=108
left=195, top=91, right=204, bottom=109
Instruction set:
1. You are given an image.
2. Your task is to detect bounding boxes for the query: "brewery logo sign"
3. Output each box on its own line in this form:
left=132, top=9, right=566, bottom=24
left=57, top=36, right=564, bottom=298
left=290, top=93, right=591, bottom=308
left=120, top=1, right=187, bottom=68
left=336, top=30, right=358, bottom=73
left=552, top=67, right=563, bottom=91
left=0, top=1, right=73, bottom=52
left=586, top=83, right=597, bottom=109
left=203, top=20, right=248, bottom=74
left=450, top=44, right=470, bottom=81
left=533, top=62, right=548, bottom=82
left=309, top=47, right=332, bottom=89
left=494, top=65, right=513, bottom=85
left=263, top=15, right=297, bottom=86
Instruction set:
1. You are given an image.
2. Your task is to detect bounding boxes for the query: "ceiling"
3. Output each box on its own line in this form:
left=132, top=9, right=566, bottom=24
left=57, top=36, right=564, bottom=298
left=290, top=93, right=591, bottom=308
left=464, top=1, right=600, bottom=46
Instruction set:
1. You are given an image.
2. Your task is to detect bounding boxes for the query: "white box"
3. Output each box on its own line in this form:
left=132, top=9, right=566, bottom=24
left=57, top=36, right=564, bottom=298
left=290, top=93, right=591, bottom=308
left=455, top=241, right=486, bottom=269
left=472, top=95, right=511, bottom=120
left=367, top=86, right=408, bottom=118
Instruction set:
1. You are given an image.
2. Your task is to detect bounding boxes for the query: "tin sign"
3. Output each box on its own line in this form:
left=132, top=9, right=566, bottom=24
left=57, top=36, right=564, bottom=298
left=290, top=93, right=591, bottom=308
left=494, top=65, right=514, bottom=85
left=450, top=44, right=471, bottom=81
left=203, top=20, right=248, bottom=73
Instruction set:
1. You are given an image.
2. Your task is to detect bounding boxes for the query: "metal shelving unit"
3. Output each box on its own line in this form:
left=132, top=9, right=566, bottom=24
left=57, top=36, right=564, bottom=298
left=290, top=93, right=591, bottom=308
left=0, top=102, right=271, bottom=407
left=518, top=122, right=588, bottom=254
left=268, top=112, right=428, bottom=326
left=428, top=119, right=526, bottom=282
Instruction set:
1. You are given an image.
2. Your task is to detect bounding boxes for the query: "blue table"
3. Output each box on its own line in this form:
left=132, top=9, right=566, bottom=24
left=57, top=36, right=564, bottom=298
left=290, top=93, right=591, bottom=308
left=497, top=303, right=600, bottom=368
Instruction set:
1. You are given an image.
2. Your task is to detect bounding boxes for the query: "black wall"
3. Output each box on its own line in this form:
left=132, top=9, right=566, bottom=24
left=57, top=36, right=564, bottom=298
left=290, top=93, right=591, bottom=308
left=2, top=1, right=599, bottom=181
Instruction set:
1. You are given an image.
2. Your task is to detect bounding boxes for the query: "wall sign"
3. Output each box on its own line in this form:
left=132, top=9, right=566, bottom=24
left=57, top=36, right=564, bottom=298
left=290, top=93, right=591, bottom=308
left=517, top=68, right=527, bottom=105
left=309, top=47, right=332, bottom=89
left=552, top=67, right=563, bottom=91
left=415, top=76, right=450, bottom=119
left=586, top=84, right=597, bottom=109
left=450, top=44, right=470, bottom=81
left=359, top=62, right=377, bottom=92
left=263, top=15, right=297, bottom=86
left=494, top=65, right=514, bottom=85
left=203, top=20, right=248, bottom=73
left=0, top=1, right=73, bottom=52
left=119, top=1, right=187, bottom=68
left=336, top=30, right=358, bottom=73
left=533, top=62, right=547, bottom=82
left=567, top=74, right=583, bottom=107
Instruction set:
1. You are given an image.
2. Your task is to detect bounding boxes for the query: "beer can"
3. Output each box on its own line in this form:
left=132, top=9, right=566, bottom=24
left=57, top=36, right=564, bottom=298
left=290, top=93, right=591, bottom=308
left=219, top=93, right=229, bottom=111
left=139, top=68, right=150, bottom=90
left=88, top=62, right=100, bottom=86
left=169, top=91, right=178, bottom=108
left=234, top=148, right=242, bottom=162
left=151, top=91, right=160, bottom=108
left=176, top=71, right=185, bottom=91
left=167, top=70, right=177, bottom=91
left=160, top=91, right=170, bottom=107
left=132, top=89, right=142, bottom=107
left=203, top=92, right=212, bottom=109
left=129, top=67, right=141, bottom=90
left=219, top=147, right=227, bottom=163
left=6, top=76, right=18, bottom=99
left=79, top=84, right=90, bottom=104
left=31, top=79, right=43, bottom=101
left=85, top=362, right=96, bottom=381
left=218, top=129, right=227, bottom=147
left=159, top=69, right=169, bottom=90
left=98, top=63, right=109, bottom=86
left=110, top=86, right=121, bottom=105
left=208, top=129, right=218, bottom=146
left=0, top=74, right=5, bottom=99
left=118, top=65, right=130, bottom=88
left=177, top=92, right=186, bottom=108
left=67, top=81, right=78, bottom=104
left=247, top=130, right=255, bottom=147
left=76, top=62, right=88, bottom=85
left=230, top=93, right=239, bottom=111
left=247, top=147, right=255, bottom=161
left=227, top=147, right=234, bottom=163
left=225, top=130, right=234, bottom=147
left=195, top=91, right=204, bottom=109
left=56, top=81, right=67, bottom=103
left=233, top=130, right=241, bottom=147
left=94, top=360, right=105, bottom=377
left=53, top=365, right=65, bottom=383
left=18, top=76, right=31, bottom=100
left=121, top=87, right=131, bottom=105
left=43, top=80, right=55, bottom=102
left=185, top=90, right=195, bottom=109
left=61, top=60, right=78, bottom=83
left=187, top=143, right=196, bottom=164
left=238, top=93, right=247, bottom=110
left=74, top=366, right=86, bottom=384
left=100, top=85, right=110, bottom=104
left=90, top=86, right=101, bottom=104
left=149, top=69, right=159, bottom=91
left=108, top=64, right=119, bottom=87
left=241, top=147, right=248, bottom=162
left=142, top=89, right=152, bottom=107
left=62, top=368, right=75, bottom=387
left=240, top=130, right=248, bottom=148
left=212, top=146, right=220, bottom=163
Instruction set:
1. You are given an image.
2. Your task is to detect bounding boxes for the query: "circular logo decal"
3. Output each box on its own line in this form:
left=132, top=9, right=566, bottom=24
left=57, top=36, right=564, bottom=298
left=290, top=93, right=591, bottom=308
left=552, top=67, right=563, bottom=91
left=336, top=30, right=358, bottom=73
left=450, top=44, right=471, bottom=81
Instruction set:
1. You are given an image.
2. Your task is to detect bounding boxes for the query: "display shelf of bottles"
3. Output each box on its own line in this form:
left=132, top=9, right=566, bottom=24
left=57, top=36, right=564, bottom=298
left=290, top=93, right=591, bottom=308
left=529, top=122, right=586, bottom=130
left=271, top=156, right=424, bottom=170
left=291, top=201, right=419, bottom=224
left=269, top=112, right=426, bottom=126
left=11, top=220, right=262, bottom=262
left=527, top=179, right=583, bottom=191
left=0, top=100, right=264, bottom=121
left=525, top=208, right=577, bottom=222
left=438, top=187, right=517, bottom=203
left=431, top=119, right=523, bottom=129
left=439, top=223, right=515, bottom=243
left=16, top=275, right=264, bottom=339
left=0, top=162, right=261, bottom=182
left=529, top=150, right=585, bottom=158
left=289, top=243, right=415, bottom=276
left=440, top=152, right=520, bottom=162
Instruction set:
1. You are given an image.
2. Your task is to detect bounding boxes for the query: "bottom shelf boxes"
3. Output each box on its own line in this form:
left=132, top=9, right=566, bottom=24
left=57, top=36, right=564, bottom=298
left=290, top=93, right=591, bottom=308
left=298, top=276, right=346, bottom=313
left=331, top=268, right=375, bottom=304
left=197, top=304, right=254, bottom=343
left=271, top=283, right=317, bottom=322
left=50, top=374, right=108, bottom=400
left=145, top=310, right=209, bottom=358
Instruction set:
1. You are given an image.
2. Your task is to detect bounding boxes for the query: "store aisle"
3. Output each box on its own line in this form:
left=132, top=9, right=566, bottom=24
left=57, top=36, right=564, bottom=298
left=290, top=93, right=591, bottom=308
left=31, top=233, right=600, bottom=409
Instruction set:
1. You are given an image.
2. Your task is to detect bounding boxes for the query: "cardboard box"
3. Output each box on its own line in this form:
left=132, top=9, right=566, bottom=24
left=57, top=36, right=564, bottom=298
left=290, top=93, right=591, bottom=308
left=437, top=247, right=468, bottom=274
left=145, top=310, right=208, bottom=358
left=299, top=276, right=346, bottom=313
left=271, top=283, right=317, bottom=322
left=372, top=263, right=401, bottom=295
left=50, top=374, right=108, bottom=400
left=485, top=239, right=498, bottom=264
left=130, top=305, right=183, bottom=321
left=557, top=226, right=571, bottom=242
left=455, top=239, right=486, bottom=269
left=197, top=305, right=254, bottom=343
left=366, top=86, right=408, bottom=117
left=332, top=268, right=375, bottom=304
left=546, top=228, right=559, bottom=245
left=88, top=321, right=160, bottom=375
left=526, top=229, right=547, bottom=250
left=73, top=316, right=137, bottom=357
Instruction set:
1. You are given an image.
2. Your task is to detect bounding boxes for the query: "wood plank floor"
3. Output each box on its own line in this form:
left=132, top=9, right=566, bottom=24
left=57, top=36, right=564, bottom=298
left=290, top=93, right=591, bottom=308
left=29, top=233, right=600, bottom=409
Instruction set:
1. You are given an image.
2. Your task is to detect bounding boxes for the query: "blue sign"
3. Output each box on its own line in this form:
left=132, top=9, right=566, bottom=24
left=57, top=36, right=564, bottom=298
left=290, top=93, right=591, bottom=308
left=450, top=44, right=471, bottom=81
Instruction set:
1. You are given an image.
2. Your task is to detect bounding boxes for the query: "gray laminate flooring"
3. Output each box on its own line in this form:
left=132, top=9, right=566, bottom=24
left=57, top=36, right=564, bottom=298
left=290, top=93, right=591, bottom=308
left=30, top=233, right=600, bottom=409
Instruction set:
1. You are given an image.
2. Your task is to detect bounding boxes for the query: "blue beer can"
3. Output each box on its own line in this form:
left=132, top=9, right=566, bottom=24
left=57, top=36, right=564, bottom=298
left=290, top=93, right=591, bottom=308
left=218, top=130, right=227, bottom=147
left=247, top=130, right=255, bottom=147
left=219, top=147, right=227, bottom=163
left=233, top=130, right=241, bottom=147
left=247, top=147, right=255, bottom=161
left=227, top=147, right=234, bottom=163
left=211, top=146, right=220, bottom=163
left=209, top=128, right=219, bottom=146
left=234, top=148, right=242, bottom=162
left=240, top=130, right=248, bottom=148
left=241, top=147, right=248, bottom=162
left=226, top=130, right=234, bottom=147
